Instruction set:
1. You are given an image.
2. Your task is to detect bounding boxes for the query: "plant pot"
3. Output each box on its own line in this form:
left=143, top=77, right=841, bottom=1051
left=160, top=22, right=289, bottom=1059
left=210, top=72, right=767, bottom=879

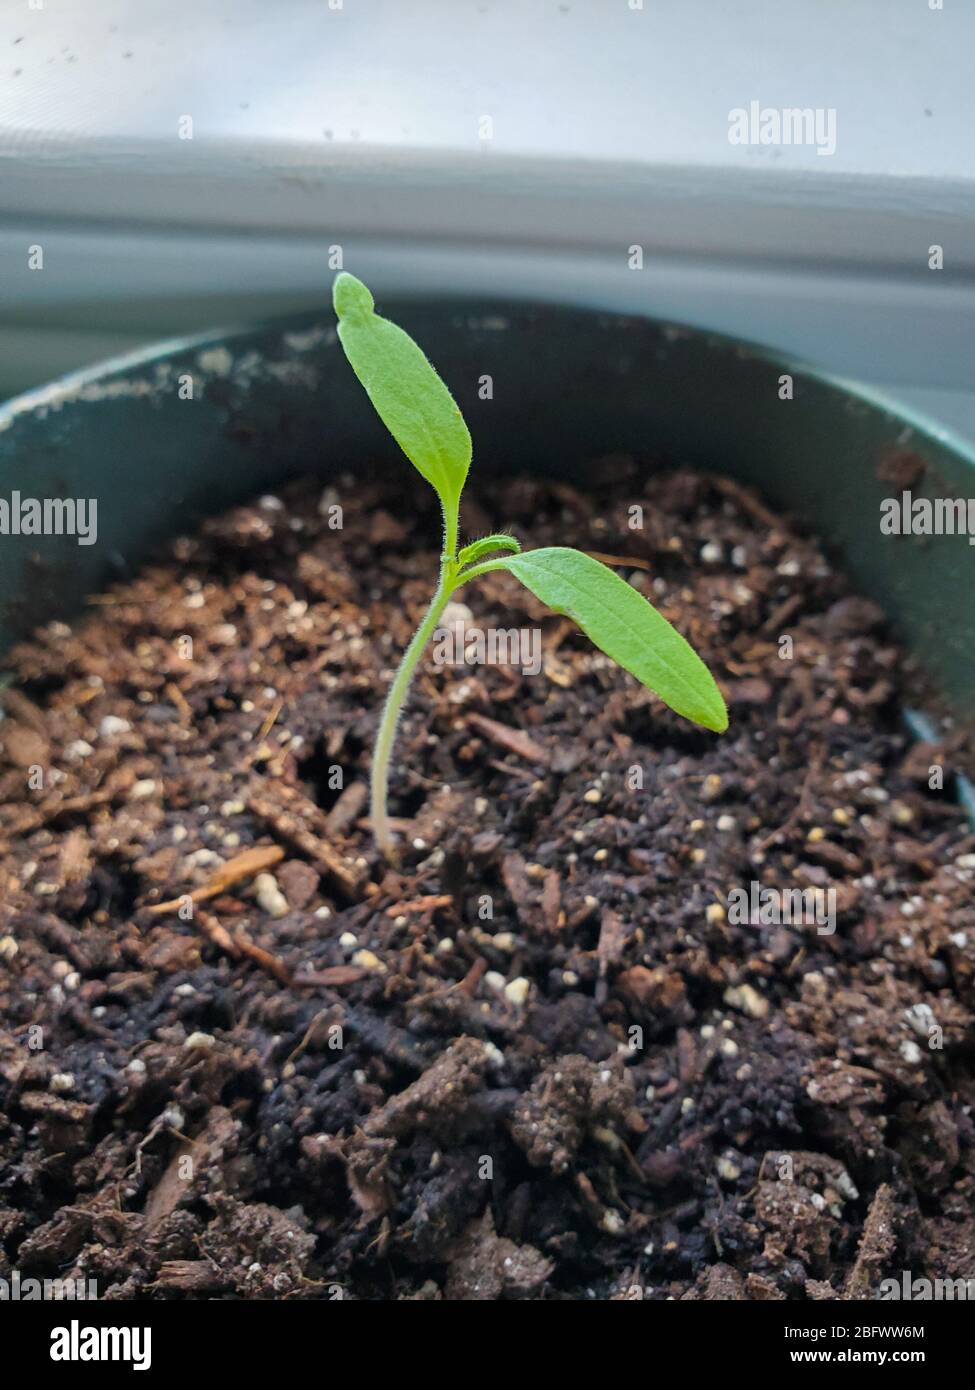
left=2, top=301, right=974, bottom=715
left=1, top=303, right=973, bottom=1305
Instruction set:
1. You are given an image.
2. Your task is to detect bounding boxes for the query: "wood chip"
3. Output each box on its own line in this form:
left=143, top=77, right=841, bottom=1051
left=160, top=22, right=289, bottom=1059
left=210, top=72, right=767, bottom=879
left=467, top=713, right=548, bottom=764
left=292, top=965, right=367, bottom=988
left=233, top=926, right=292, bottom=985
left=501, top=852, right=537, bottom=926
left=248, top=788, right=365, bottom=898
left=0, top=687, right=49, bottom=733
left=385, top=894, right=453, bottom=916
left=583, top=550, right=651, bottom=572
left=595, top=905, right=627, bottom=1005
left=541, top=870, right=561, bottom=932
left=155, top=1260, right=227, bottom=1294
left=597, top=908, right=627, bottom=976
left=144, top=1107, right=237, bottom=1229
left=189, top=907, right=290, bottom=984
left=145, top=844, right=285, bottom=914
left=324, top=781, right=368, bottom=838
left=459, top=957, right=487, bottom=996
left=0, top=722, right=49, bottom=768
left=844, top=1184, right=897, bottom=1299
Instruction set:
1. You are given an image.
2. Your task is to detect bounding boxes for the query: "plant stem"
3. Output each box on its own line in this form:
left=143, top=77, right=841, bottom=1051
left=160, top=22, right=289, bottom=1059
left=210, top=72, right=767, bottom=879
left=371, top=566, right=453, bottom=857
left=370, top=498, right=462, bottom=859
left=449, top=557, right=510, bottom=588
left=370, top=510, right=515, bottom=859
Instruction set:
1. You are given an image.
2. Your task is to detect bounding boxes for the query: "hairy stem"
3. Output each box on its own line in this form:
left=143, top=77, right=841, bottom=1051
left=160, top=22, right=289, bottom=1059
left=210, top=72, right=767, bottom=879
left=371, top=567, right=452, bottom=857
left=371, top=499, right=461, bottom=859
left=450, top=557, right=510, bottom=588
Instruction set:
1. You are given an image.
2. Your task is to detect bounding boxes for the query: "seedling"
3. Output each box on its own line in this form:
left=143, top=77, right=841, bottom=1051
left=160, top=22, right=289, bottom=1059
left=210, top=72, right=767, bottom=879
left=333, top=272, right=728, bottom=858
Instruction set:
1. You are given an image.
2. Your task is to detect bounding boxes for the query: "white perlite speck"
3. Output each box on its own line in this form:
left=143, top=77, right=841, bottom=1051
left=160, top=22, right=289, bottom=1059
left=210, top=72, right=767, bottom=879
left=254, top=872, right=289, bottom=918
left=723, top=984, right=769, bottom=1019
left=352, top=949, right=385, bottom=973
left=504, top=977, right=530, bottom=1007
left=99, top=715, right=131, bottom=738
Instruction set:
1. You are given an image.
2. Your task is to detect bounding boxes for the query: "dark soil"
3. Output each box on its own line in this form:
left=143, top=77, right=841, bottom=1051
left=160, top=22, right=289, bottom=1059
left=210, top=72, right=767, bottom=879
left=1, top=460, right=973, bottom=1301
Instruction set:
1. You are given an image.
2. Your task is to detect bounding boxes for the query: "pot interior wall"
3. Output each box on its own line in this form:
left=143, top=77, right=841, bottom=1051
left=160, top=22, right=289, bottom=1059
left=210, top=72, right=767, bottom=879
left=0, top=301, right=973, bottom=715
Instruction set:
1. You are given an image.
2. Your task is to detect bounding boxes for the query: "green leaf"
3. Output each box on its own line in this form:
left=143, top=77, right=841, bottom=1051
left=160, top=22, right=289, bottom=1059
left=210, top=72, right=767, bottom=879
left=457, top=533, right=522, bottom=567
left=499, top=547, right=728, bottom=732
left=333, top=273, right=471, bottom=517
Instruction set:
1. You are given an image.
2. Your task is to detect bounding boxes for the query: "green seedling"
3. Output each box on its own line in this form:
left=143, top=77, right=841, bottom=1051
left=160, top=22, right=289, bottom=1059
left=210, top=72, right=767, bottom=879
left=333, top=272, right=728, bottom=858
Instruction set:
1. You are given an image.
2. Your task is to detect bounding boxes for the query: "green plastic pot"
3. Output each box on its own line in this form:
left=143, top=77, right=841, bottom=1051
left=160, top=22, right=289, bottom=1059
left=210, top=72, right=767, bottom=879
left=0, top=301, right=972, bottom=794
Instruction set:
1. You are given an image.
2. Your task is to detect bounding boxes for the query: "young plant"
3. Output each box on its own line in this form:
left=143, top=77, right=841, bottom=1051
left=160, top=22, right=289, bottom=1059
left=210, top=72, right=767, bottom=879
left=332, top=272, right=728, bottom=858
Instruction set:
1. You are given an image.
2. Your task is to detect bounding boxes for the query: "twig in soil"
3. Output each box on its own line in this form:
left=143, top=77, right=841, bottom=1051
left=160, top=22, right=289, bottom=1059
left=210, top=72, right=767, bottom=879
left=574, top=1172, right=625, bottom=1231
left=145, top=844, right=285, bottom=914
left=406, top=954, right=486, bottom=1009
left=8, top=766, right=139, bottom=836
left=65, top=1002, right=113, bottom=1039
left=710, top=473, right=786, bottom=534
left=292, top=965, right=367, bottom=988
left=501, top=852, right=538, bottom=927
left=542, top=617, right=576, bottom=654
left=133, top=1112, right=195, bottom=1178
left=0, top=687, right=48, bottom=732
left=324, top=781, right=368, bottom=838
left=233, top=926, right=292, bottom=985
left=163, top=681, right=192, bottom=722
left=247, top=789, right=365, bottom=897
left=582, top=550, right=651, bottom=571
left=257, top=698, right=284, bottom=742
left=487, top=759, right=537, bottom=782
left=596, top=908, right=628, bottom=1004
left=466, top=712, right=549, bottom=764
left=193, top=908, right=241, bottom=960
left=188, top=906, right=290, bottom=986
left=760, top=591, right=805, bottom=638
left=459, top=956, right=488, bottom=996
left=541, top=869, right=561, bottom=931
left=384, top=894, right=453, bottom=916
left=284, top=1009, right=333, bottom=1067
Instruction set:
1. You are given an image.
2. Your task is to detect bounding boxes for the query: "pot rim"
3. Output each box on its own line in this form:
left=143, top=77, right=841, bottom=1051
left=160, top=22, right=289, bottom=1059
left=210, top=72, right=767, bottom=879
left=4, top=301, right=975, bottom=473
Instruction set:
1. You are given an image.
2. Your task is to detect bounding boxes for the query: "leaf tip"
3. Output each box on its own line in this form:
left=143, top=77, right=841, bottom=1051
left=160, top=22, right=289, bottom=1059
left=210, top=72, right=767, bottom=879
left=333, top=271, right=374, bottom=325
left=700, top=692, right=729, bottom=734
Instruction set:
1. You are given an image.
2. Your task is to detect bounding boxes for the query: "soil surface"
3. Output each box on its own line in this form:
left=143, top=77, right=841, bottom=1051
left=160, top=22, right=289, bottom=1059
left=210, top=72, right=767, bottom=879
left=1, top=460, right=973, bottom=1301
